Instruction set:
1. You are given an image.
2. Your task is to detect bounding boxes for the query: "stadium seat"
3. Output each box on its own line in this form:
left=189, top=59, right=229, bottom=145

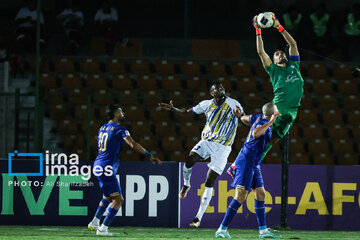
left=64, top=134, right=77, bottom=149
left=186, top=76, right=208, bottom=91
left=161, top=75, right=182, bottom=90
left=49, top=103, right=70, bottom=119
left=130, top=59, right=150, bottom=74
left=321, top=109, right=344, bottom=125
left=179, top=121, right=201, bottom=137
left=42, top=88, right=64, bottom=104
left=241, top=93, right=263, bottom=112
left=299, top=94, right=313, bottom=109
left=85, top=73, right=107, bottom=89
left=155, top=121, right=177, bottom=136
left=337, top=79, right=359, bottom=94
left=136, top=74, right=158, bottom=90
left=167, top=90, right=189, bottom=107
left=289, top=137, right=306, bottom=153
left=155, top=59, right=175, bottom=75
left=66, top=88, right=88, bottom=104
left=80, top=58, right=101, bottom=73
left=260, top=78, right=273, bottom=94
left=111, top=74, right=133, bottom=90
left=307, top=63, right=328, bottom=79
left=327, top=124, right=349, bottom=139
left=55, top=57, right=75, bottom=73
left=342, top=95, right=360, bottom=111
left=117, top=90, right=139, bottom=105
left=332, top=64, right=354, bottom=80
left=337, top=154, right=358, bottom=165
left=58, top=118, right=78, bottom=134
left=138, top=134, right=159, bottom=150
left=132, top=121, right=153, bottom=135
left=185, top=136, right=201, bottom=152
left=74, top=104, right=95, bottom=120
left=161, top=135, right=183, bottom=151
left=148, top=106, right=171, bottom=121
left=93, top=89, right=114, bottom=105
left=332, top=138, right=354, bottom=154
left=80, top=120, right=103, bottom=136
left=142, top=90, right=164, bottom=105
left=113, top=38, right=142, bottom=57
left=264, top=143, right=282, bottom=164
left=180, top=60, right=201, bottom=75
left=124, top=105, right=145, bottom=121
left=255, top=62, right=268, bottom=78
left=313, top=153, right=335, bottom=165
left=167, top=151, right=187, bottom=162
left=297, top=109, right=319, bottom=124
left=212, top=76, right=232, bottom=90
left=61, top=73, right=82, bottom=89
left=308, top=138, right=330, bottom=154
left=106, top=58, right=126, bottom=74
left=122, top=149, right=142, bottom=161
left=231, top=61, right=252, bottom=77
left=28, top=56, right=49, bottom=72
left=302, top=124, right=324, bottom=139
left=316, top=94, right=339, bottom=110
left=352, top=124, right=360, bottom=139
left=236, top=77, right=257, bottom=93
left=312, top=78, right=333, bottom=94
left=205, top=61, right=227, bottom=76
left=290, top=152, right=311, bottom=164
left=39, top=72, right=57, bottom=88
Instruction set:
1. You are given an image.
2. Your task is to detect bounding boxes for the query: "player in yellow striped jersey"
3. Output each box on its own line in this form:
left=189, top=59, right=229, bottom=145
left=159, top=82, right=244, bottom=228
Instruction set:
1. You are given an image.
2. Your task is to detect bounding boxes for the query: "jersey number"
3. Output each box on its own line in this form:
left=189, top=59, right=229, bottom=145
left=98, top=132, right=109, bottom=151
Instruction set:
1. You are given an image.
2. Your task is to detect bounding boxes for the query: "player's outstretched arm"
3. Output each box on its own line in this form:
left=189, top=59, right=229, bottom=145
left=240, top=115, right=252, bottom=127
left=253, top=16, right=272, bottom=67
left=158, top=100, right=193, bottom=117
left=272, top=14, right=299, bottom=56
left=252, top=112, right=281, bottom=138
left=124, top=136, right=162, bottom=164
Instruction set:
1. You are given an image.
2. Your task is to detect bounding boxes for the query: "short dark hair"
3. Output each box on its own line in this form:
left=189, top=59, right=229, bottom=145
left=209, top=81, right=223, bottom=91
left=106, top=104, right=120, bottom=120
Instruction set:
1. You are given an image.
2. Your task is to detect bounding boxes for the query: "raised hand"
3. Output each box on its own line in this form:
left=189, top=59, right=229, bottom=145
left=270, top=111, right=281, bottom=123
left=233, top=106, right=242, bottom=118
left=158, top=100, right=174, bottom=111
left=150, top=155, right=162, bottom=165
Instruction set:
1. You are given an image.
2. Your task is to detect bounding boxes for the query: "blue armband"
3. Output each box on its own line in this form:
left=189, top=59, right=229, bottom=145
left=289, top=55, right=300, bottom=61
left=145, top=151, right=152, bottom=158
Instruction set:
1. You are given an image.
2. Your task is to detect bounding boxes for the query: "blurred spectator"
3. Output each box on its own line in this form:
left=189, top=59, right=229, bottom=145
left=282, top=6, right=302, bottom=40
left=57, top=0, right=84, bottom=54
left=14, top=0, right=45, bottom=53
left=94, top=0, right=119, bottom=54
left=343, top=3, right=360, bottom=61
left=309, top=3, right=331, bottom=58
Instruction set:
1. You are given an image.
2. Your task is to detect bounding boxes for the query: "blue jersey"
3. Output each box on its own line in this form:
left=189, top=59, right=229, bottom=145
left=94, top=122, right=130, bottom=173
left=240, top=114, right=272, bottom=165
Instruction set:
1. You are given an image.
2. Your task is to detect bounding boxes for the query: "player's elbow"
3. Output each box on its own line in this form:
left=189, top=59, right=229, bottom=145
left=252, top=131, right=260, bottom=138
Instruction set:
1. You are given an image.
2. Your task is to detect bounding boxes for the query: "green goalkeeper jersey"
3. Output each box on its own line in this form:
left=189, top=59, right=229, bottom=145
left=264, top=60, right=304, bottom=109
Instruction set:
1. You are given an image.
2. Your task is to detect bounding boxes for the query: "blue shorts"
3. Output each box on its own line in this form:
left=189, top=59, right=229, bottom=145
left=97, top=174, right=122, bottom=197
left=231, top=153, right=264, bottom=191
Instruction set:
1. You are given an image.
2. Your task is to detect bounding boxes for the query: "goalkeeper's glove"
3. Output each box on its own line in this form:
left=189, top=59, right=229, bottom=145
left=252, top=15, right=262, bottom=35
left=272, top=14, right=285, bottom=33
left=226, top=163, right=236, bottom=179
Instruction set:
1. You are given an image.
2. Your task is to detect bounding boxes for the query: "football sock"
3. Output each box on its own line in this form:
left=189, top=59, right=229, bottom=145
left=183, top=165, right=192, bottom=186
left=103, top=207, right=118, bottom=227
left=261, top=144, right=272, bottom=162
left=195, top=187, right=213, bottom=221
left=220, top=198, right=241, bottom=230
left=94, top=198, right=110, bottom=221
left=255, top=199, right=267, bottom=230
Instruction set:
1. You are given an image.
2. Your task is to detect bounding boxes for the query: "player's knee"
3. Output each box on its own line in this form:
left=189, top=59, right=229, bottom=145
left=204, top=177, right=216, bottom=187
left=234, top=188, right=247, bottom=203
left=185, top=153, right=198, bottom=168
left=255, top=188, right=266, bottom=201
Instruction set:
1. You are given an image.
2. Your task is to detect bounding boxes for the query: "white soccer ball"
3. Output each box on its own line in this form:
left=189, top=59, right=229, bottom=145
left=257, top=12, right=275, bottom=28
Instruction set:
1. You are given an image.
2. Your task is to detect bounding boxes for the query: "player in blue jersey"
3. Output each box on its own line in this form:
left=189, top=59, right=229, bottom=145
left=215, top=102, right=281, bottom=239
left=88, top=104, right=161, bottom=236
left=159, top=82, right=244, bottom=228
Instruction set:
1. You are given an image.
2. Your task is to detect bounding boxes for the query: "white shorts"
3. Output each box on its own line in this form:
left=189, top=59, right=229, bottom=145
left=191, top=139, right=232, bottom=175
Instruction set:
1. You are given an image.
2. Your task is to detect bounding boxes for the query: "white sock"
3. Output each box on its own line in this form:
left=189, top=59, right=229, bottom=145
left=92, top=217, right=100, bottom=225
left=195, top=187, right=213, bottom=221
left=99, top=224, right=108, bottom=231
left=183, top=165, right=192, bottom=186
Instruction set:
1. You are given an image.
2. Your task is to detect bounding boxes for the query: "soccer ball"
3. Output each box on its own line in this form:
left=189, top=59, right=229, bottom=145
left=257, top=12, right=275, bottom=28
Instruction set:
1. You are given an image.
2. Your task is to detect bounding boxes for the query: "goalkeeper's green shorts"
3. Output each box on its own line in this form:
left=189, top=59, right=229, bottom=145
left=273, top=107, right=298, bottom=138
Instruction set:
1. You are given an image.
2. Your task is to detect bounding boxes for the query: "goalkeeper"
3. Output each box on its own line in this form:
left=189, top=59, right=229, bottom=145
left=229, top=13, right=304, bottom=177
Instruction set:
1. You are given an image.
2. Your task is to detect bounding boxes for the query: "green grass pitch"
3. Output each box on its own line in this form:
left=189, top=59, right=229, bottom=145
left=0, top=226, right=359, bottom=239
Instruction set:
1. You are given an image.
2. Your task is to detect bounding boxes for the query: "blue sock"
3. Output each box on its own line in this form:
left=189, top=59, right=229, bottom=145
left=103, top=207, right=118, bottom=227
left=255, top=199, right=267, bottom=230
left=220, top=198, right=241, bottom=230
left=95, top=198, right=110, bottom=219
